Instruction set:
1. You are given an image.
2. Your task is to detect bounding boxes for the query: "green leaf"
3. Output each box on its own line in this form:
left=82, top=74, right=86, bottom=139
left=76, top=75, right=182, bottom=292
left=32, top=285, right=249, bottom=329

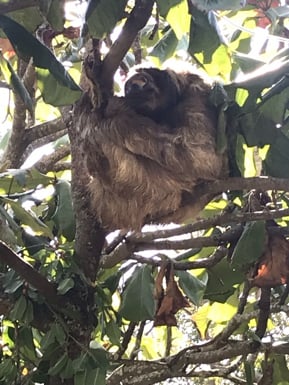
left=86, top=0, right=127, bottom=38
left=61, top=358, right=74, bottom=379
left=272, top=354, right=289, bottom=384
left=231, top=221, right=266, bottom=270
left=10, top=295, right=27, bottom=321
left=0, top=358, right=17, bottom=381
left=239, top=110, right=278, bottom=147
left=0, top=168, right=53, bottom=195
left=166, top=0, right=191, bottom=39
left=0, top=53, right=33, bottom=115
left=0, top=15, right=81, bottom=91
left=57, top=277, right=75, bottom=295
left=106, top=320, right=121, bottom=346
left=120, top=265, right=156, bottom=322
left=22, top=299, right=34, bottom=324
left=176, top=270, right=207, bottom=306
left=19, top=326, right=37, bottom=361
left=4, top=198, right=53, bottom=238
left=37, top=68, right=82, bottom=107
left=52, top=180, right=76, bottom=241
left=204, top=259, right=245, bottom=303
left=156, top=0, right=182, bottom=17
left=85, top=368, right=106, bottom=385
left=244, top=360, right=254, bottom=385
left=188, top=6, right=221, bottom=62
left=149, top=28, right=178, bottom=64
left=75, top=370, right=87, bottom=385
left=264, top=132, right=289, bottom=178
left=48, top=353, right=69, bottom=376
left=46, top=0, right=65, bottom=31
left=54, top=323, right=66, bottom=345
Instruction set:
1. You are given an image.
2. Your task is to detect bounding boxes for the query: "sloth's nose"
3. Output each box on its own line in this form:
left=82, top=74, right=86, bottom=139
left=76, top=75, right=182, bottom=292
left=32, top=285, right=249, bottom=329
left=125, top=77, right=147, bottom=95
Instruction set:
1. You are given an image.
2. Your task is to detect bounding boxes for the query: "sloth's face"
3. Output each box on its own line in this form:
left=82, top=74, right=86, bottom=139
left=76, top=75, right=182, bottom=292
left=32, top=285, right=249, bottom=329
left=124, top=70, right=161, bottom=117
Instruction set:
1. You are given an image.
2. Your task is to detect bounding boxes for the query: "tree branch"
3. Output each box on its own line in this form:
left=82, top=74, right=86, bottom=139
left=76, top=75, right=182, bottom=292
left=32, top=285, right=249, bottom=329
left=108, top=305, right=289, bottom=385
left=35, top=144, right=70, bottom=173
left=100, top=0, right=155, bottom=91
left=25, top=117, right=65, bottom=143
left=0, top=241, right=62, bottom=306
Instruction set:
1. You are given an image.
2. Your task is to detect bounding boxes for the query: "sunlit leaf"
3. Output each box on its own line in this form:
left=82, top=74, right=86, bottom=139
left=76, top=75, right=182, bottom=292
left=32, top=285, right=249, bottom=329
left=207, top=299, right=237, bottom=323
left=156, top=0, right=182, bottom=16
left=37, top=67, right=82, bottom=107
left=188, top=6, right=222, bottom=62
left=149, top=28, right=178, bottom=64
left=0, top=168, right=53, bottom=195
left=3, top=198, right=54, bottom=238
left=166, top=0, right=191, bottom=39
left=192, top=302, right=210, bottom=339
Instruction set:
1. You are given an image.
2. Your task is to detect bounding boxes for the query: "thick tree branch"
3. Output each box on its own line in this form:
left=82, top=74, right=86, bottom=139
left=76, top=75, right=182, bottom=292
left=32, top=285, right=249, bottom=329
left=25, top=117, right=65, bottom=143
left=100, top=0, right=155, bottom=91
left=35, top=144, right=70, bottom=173
left=0, top=241, right=61, bottom=305
left=67, top=106, right=105, bottom=281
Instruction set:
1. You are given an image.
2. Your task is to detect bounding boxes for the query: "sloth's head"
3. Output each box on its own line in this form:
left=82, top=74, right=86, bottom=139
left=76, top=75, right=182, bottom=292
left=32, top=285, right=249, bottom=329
left=124, top=68, right=181, bottom=121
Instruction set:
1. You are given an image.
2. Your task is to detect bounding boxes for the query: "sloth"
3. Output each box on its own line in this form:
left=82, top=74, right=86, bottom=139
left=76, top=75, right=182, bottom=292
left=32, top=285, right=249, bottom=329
left=82, top=67, right=226, bottom=230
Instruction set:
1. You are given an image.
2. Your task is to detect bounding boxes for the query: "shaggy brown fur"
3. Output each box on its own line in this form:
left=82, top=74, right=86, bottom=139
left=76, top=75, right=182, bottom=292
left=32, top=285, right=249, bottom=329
left=81, top=68, right=226, bottom=230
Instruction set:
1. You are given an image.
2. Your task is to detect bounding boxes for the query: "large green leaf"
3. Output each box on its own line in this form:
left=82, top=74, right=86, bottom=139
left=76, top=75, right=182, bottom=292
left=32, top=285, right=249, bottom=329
left=46, top=0, right=65, bottom=31
left=264, top=132, right=289, bottom=178
left=51, top=180, right=76, bottom=241
left=204, top=259, right=245, bottom=303
left=3, top=198, right=54, bottom=238
left=239, top=110, right=278, bottom=147
left=0, top=168, right=53, bottom=195
left=231, top=221, right=266, bottom=270
left=176, top=270, right=207, bottom=306
left=85, top=0, right=127, bottom=38
left=188, top=6, right=222, bottom=62
left=0, top=53, right=33, bottom=115
left=0, top=15, right=81, bottom=93
left=156, top=0, right=182, bottom=17
left=149, top=28, right=178, bottom=64
left=166, top=0, right=191, bottom=39
left=37, top=68, right=82, bottom=107
left=120, top=265, right=156, bottom=322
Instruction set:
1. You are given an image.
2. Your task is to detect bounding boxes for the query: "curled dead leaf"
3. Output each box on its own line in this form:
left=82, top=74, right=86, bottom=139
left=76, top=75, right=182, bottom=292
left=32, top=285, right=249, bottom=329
left=251, top=235, right=289, bottom=287
left=154, top=262, right=189, bottom=327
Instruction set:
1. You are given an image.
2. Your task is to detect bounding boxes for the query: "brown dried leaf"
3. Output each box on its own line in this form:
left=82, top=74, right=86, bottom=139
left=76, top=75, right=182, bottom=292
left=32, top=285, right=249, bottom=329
left=154, top=263, right=189, bottom=326
left=252, top=235, right=289, bottom=287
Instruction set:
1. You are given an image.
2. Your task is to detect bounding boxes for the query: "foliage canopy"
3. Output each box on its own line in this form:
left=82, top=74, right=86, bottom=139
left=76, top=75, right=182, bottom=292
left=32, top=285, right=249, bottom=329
left=1, top=0, right=289, bottom=384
